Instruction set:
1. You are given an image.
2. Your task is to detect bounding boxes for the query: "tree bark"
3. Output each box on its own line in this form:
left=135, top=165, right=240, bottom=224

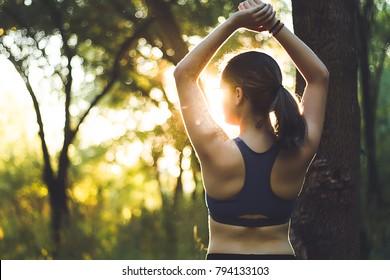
left=290, top=0, right=361, bottom=259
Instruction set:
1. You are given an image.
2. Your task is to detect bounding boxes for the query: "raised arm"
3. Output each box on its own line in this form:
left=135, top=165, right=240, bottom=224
left=272, top=22, right=329, bottom=154
left=174, top=3, right=275, bottom=160
left=278, top=29, right=329, bottom=154
left=240, top=0, right=330, bottom=154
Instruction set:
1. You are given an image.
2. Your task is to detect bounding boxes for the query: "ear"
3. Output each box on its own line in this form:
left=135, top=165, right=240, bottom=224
left=235, top=87, right=244, bottom=105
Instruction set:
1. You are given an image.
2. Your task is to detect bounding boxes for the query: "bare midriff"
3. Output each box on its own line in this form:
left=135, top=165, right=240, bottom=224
left=207, top=216, right=295, bottom=255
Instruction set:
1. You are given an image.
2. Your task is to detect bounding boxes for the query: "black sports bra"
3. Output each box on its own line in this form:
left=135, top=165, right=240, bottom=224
left=206, top=138, right=296, bottom=227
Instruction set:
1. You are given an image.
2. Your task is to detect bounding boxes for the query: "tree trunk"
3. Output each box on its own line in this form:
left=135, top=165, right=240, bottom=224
left=290, top=0, right=361, bottom=259
left=355, top=0, right=385, bottom=206
left=47, top=178, right=68, bottom=246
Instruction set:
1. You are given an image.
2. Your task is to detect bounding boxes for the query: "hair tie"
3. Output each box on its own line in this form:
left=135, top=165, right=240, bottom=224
left=275, top=84, right=284, bottom=91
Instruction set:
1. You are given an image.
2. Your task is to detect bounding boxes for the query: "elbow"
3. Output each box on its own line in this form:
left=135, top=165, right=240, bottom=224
left=173, top=65, right=185, bottom=81
left=308, top=65, right=330, bottom=85
left=174, top=63, right=189, bottom=80
left=173, top=63, right=197, bottom=83
left=321, top=65, right=330, bottom=83
left=317, top=63, right=330, bottom=83
left=321, top=68, right=330, bottom=92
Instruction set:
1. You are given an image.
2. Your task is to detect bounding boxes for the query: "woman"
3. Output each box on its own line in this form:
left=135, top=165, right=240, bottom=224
left=174, top=0, right=329, bottom=260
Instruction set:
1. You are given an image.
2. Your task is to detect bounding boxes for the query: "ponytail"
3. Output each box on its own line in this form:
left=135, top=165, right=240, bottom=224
left=269, top=87, right=306, bottom=149
left=221, top=51, right=306, bottom=149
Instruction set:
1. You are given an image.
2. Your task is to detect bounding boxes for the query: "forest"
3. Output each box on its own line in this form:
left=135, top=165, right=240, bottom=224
left=0, top=0, right=389, bottom=260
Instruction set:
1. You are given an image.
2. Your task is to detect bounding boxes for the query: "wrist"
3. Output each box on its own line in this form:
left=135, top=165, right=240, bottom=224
left=267, top=17, right=279, bottom=32
left=269, top=19, right=284, bottom=36
left=227, top=12, right=243, bottom=30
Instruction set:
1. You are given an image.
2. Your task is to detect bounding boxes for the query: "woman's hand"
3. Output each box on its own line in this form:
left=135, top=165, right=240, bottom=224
left=234, top=0, right=277, bottom=32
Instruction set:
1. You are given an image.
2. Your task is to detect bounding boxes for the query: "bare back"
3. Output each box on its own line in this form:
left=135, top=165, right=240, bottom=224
left=202, top=135, right=313, bottom=254
left=173, top=0, right=329, bottom=257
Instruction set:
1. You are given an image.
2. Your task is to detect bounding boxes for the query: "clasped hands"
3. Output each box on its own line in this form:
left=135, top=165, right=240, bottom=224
left=233, top=0, right=277, bottom=32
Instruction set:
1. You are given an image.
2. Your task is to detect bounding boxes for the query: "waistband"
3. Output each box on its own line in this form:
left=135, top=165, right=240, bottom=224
left=206, top=253, right=296, bottom=260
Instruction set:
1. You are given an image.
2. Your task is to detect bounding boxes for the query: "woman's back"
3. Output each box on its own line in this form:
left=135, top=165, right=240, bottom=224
left=208, top=215, right=291, bottom=255
left=173, top=0, right=329, bottom=259
left=203, top=133, right=311, bottom=256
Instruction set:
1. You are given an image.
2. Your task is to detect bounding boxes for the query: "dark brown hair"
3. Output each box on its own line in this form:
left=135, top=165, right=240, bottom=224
left=221, top=51, right=306, bottom=149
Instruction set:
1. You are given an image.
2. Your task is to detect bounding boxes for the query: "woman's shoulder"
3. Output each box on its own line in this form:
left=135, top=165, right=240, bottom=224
left=278, top=143, right=315, bottom=165
left=199, top=137, right=242, bottom=168
left=270, top=146, right=313, bottom=200
left=200, top=137, right=245, bottom=199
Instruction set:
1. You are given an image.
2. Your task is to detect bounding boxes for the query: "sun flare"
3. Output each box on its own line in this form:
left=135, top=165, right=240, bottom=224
left=200, top=73, right=240, bottom=139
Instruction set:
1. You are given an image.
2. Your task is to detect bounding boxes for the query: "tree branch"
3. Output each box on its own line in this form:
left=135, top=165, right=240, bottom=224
left=41, top=0, right=75, bottom=157
left=4, top=47, right=55, bottom=183
left=111, top=0, right=138, bottom=22
left=70, top=18, right=154, bottom=143
left=1, top=6, right=55, bottom=181
left=145, top=0, right=189, bottom=65
left=2, top=6, right=66, bottom=87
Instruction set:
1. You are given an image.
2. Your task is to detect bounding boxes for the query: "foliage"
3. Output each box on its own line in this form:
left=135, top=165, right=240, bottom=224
left=357, top=0, right=390, bottom=259
left=0, top=0, right=260, bottom=259
left=0, top=0, right=389, bottom=260
left=360, top=65, right=390, bottom=259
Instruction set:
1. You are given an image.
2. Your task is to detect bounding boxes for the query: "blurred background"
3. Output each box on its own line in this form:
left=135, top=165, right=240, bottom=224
left=0, top=0, right=389, bottom=259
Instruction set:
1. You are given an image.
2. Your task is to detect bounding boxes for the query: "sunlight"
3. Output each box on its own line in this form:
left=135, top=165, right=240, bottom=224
left=158, top=145, right=181, bottom=178
left=0, top=226, right=4, bottom=240
left=1, top=11, right=295, bottom=210
left=162, top=66, right=179, bottom=104
left=115, top=140, right=144, bottom=167
left=1, top=46, right=172, bottom=164
left=163, top=63, right=239, bottom=139
left=200, top=72, right=240, bottom=138
left=121, top=207, right=132, bottom=221
left=71, top=179, right=98, bottom=205
left=181, top=146, right=196, bottom=193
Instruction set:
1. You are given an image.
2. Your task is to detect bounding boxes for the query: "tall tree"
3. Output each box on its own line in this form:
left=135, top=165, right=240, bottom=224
left=355, top=0, right=390, bottom=205
left=0, top=0, right=155, bottom=251
left=355, top=0, right=389, bottom=259
left=0, top=0, right=240, bottom=258
left=290, top=0, right=361, bottom=259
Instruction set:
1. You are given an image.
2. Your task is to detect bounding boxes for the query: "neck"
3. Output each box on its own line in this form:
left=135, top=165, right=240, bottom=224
left=238, top=115, right=274, bottom=144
